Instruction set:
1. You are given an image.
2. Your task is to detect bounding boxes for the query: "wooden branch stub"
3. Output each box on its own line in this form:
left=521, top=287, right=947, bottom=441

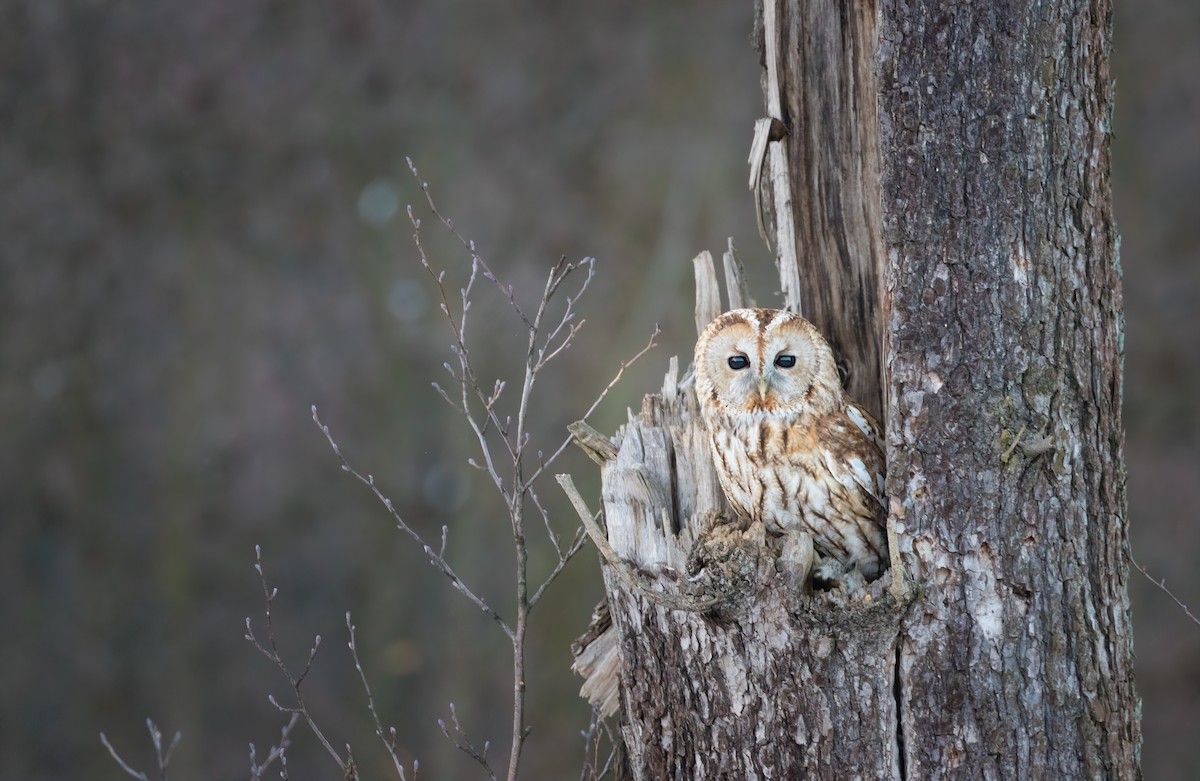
left=722, top=238, right=755, bottom=310
left=692, top=250, right=721, bottom=336
left=660, top=356, right=679, bottom=402
left=567, top=420, right=618, bottom=465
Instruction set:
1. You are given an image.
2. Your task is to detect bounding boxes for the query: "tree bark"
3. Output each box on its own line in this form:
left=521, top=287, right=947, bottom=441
left=878, top=1, right=1140, bottom=777
left=569, top=1, right=1140, bottom=778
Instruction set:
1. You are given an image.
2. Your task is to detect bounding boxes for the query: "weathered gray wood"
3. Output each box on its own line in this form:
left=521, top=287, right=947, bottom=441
left=753, top=0, right=885, bottom=420
left=570, top=601, right=621, bottom=719
left=721, top=238, right=755, bottom=311
left=878, top=2, right=1141, bottom=778
left=692, top=251, right=722, bottom=337
left=755, top=0, right=803, bottom=317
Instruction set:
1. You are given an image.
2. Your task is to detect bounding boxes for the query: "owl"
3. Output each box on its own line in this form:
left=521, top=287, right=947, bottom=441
left=693, top=308, right=887, bottom=582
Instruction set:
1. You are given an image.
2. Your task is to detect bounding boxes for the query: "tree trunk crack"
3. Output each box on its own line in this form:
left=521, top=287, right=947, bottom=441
left=893, top=639, right=907, bottom=781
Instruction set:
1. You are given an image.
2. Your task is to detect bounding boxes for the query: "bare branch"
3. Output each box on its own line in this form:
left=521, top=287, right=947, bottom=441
left=99, top=732, right=150, bottom=781
left=578, top=710, right=618, bottom=781
left=323, top=163, right=656, bottom=781
left=1131, top=554, right=1200, bottom=628
left=346, top=612, right=415, bottom=780
left=249, top=713, right=300, bottom=781
left=409, top=205, right=518, bottom=474
left=312, top=407, right=513, bottom=639
left=438, top=703, right=498, bottom=780
left=407, top=157, right=533, bottom=328
left=535, top=258, right=596, bottom=372
left=529, top=525, right=588, bottom=608
left=99, top=719, right=180, bottom=781
left=244, top=546, right=358, bottom=778
left=525, top=325, right=659, bottom=485
left=529, top=485, right=562, bottom=555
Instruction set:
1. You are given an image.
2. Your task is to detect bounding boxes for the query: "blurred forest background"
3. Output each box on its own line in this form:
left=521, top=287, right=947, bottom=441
left=0, top=1, right=1195, bottom=779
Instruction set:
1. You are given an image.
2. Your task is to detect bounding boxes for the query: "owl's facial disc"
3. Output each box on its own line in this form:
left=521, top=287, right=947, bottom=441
left=695, top=308, right=842, bottom=418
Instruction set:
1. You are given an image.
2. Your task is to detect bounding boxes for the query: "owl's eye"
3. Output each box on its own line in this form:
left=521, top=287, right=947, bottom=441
left=774, top=354, right=797, bottom=368
left=727, top=355, right=750, bottom=370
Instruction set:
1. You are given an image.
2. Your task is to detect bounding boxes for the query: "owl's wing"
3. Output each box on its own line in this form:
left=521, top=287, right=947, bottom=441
left=817, top=401, right=886, bottom=511
left=844, top=401, right=883, bottom=452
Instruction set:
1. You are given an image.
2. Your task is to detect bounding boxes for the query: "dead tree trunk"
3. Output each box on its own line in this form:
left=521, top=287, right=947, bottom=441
left=567, top=1, right=1140, bottom=779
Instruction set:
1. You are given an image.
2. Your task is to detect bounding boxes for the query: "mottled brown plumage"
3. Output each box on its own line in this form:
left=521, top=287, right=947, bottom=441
left=694, top=308, right=887, bottom=581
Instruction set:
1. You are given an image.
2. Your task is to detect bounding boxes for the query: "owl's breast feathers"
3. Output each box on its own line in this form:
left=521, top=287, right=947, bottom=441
left=705, top=400, right=887, bottom=579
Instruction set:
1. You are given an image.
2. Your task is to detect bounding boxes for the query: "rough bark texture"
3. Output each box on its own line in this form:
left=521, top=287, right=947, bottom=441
left=878, top=1, right=1140, bottom=777
left=571, top=0, right=1140, bottom=778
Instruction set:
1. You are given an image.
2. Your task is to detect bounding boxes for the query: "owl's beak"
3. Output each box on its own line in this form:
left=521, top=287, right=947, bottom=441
left=756, top=377, right=769, bottom=397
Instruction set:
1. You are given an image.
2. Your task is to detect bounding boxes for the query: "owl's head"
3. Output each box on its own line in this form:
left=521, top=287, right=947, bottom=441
left=693, top=308, right=842, bottom=417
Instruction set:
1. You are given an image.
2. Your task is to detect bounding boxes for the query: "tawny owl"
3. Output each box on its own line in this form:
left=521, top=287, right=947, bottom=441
left=693, top=308, right=887, bottom=582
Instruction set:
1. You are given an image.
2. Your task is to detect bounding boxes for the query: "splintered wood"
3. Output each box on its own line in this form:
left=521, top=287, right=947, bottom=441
left=561, top=245, right=906, bottom=779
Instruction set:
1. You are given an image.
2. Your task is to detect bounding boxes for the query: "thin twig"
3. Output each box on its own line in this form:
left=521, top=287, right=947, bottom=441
left=408, top=157, right=534, bottom=328
left=534, top=260, right=595, bottom=372
left=244, top=546, right=357, bottom=778
left=313, top=407, right=514, bottom=640
left=346, top=612, right=417, bottom=780
left=577, top=710, right=618, bottom=781
left=100, top=719, right=180, bottom=781
left=529, top=525, right=589, bottom=608
left=525, top=324, right=659, bottom=487
left=439, top=703, right=498, bottom=780
left=530, top=485, right=562, bottom=556
left=100, top=734, right=149, bottom=781
left=1131, top=553, right=1200, bottom=627
left=411, top=208, right=518, bottom=478
left=249, top=713, right=300, bottom=781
